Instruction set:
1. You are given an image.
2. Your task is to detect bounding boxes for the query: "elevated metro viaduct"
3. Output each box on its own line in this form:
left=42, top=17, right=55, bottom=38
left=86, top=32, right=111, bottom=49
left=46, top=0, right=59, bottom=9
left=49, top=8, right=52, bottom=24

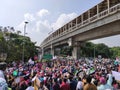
left=40, top=0, right=120, bottom=59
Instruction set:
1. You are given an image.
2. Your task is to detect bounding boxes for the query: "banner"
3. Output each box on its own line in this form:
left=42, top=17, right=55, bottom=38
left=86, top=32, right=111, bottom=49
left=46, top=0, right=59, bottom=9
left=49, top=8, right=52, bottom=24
left=112, top=71, right=120, bottom=81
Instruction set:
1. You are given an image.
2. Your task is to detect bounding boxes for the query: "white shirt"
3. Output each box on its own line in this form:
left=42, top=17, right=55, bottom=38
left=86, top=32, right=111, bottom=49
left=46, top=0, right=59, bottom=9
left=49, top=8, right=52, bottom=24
left=0, top=78, right=8, bottom=90
left=26, top=86, right=34, bottom=90
left=76, top=81, right=83, bottom=90
left=97, top=84, right=113, bottom=90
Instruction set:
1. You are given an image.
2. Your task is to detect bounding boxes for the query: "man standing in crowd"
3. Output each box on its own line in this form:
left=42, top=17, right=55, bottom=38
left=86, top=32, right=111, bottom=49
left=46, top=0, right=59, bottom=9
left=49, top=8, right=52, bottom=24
left=0, top=62, right=8, bottom=90
left=52, top=78, right=60, bottom=90
left=60, top=78, right=70, bottom=90
left=83, top=75, right=97, bottom=90
left=26, top=82, right=34, bottom=90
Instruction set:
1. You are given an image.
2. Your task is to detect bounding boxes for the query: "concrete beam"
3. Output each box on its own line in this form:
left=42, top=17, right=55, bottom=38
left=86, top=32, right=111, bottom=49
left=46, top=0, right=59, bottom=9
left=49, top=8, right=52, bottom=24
left=74, top=20, right=120, bottom=41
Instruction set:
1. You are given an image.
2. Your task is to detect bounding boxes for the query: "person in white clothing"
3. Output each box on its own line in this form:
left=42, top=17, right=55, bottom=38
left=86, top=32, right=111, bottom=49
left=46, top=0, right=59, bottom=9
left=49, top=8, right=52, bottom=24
left=0, top=62, right=8, bottom=90
left=26, top=82, right=34, bottom=90
left=76, top=77, right=83, bottom=90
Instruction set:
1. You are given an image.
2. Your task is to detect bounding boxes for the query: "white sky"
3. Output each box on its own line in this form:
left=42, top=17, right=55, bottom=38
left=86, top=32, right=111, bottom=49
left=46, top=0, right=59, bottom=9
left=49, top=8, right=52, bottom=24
left=0, top=0, right=120, bottom=47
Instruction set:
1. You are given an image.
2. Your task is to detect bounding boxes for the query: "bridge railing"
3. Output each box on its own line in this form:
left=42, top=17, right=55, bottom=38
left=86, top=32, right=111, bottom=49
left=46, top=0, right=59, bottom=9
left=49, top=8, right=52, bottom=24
left=41, top=3, right=120, bottom=47
left=77, top=22, right=82, bottom=29
left=109, top=3, right=120, bottom=14
left=90, top=14, right=98, bottom=22
left=83, top=19, right=89, bottom=25
left=99, top=9, right=109, bottom=18
left=68, top=3, right=120, bottom=34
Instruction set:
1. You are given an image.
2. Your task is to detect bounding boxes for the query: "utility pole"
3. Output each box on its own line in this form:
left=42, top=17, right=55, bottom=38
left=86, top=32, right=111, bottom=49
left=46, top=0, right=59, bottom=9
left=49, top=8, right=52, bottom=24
left=22, top=21, right=28, bottom=62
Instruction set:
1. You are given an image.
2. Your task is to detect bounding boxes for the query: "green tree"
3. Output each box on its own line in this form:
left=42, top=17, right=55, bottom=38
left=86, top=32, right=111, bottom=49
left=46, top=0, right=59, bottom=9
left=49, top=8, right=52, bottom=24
left=110, top=47, right=120, bottom=59
left=0, top=26, right=38, bottom=62
left=95, top=43, right=110, bottom=58
left=80, top=42, right=95, bottom=57
left=80, top=42, right=110, bottom=58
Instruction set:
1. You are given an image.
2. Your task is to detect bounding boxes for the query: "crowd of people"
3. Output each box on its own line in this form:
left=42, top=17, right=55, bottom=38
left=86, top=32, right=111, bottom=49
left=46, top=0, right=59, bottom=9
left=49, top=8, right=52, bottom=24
left=0, top=57, right=120, bottom=90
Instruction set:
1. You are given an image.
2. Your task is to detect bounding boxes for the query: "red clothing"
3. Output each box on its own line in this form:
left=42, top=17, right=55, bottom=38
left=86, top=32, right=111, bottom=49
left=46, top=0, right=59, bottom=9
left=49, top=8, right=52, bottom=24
left=60, top=82, right=70, bottom=90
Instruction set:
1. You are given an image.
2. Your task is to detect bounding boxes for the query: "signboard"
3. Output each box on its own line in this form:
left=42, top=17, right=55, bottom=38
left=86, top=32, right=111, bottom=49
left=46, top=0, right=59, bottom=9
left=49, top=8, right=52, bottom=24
left=42, top=54, right=52, bottom=60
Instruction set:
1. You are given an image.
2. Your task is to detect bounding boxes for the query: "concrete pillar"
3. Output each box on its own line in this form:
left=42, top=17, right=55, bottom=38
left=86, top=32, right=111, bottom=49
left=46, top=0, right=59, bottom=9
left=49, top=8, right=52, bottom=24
left=107, top=0, right=110, bottom=13
left=72, top=42, right=81, bottom=60
left=97, top=4, right=99, bottom=18
left=51, top=44, right=54, bottom=56
left=51, top=48, right=54, bottom=57
left=76, top=18, right=78, bottom=27
left=72, top=46, right=80, bottom=60
left=42, top=48, right=44, bottom=56
left=88, top=10, right=90, bottom=22
left=81, top=14, right=83, bottom=25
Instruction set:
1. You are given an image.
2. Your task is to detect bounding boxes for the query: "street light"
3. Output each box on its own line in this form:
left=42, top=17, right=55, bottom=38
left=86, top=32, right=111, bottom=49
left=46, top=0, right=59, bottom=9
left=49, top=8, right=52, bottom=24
left=22, top=21, right=28, bottom=62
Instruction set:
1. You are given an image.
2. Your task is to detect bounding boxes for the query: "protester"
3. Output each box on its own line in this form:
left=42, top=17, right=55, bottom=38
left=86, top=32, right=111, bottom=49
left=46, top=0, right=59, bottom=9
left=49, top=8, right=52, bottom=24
left=26, top=81, right=34, bottom=90
left=60, top=78, right=70, bottom=90
left=0, top=70, right=8, bottom=90
left=39, top=81, right=48, bottom=90
left=83, top=75, right=97, bottom=90
left=0, top=62, right=8, bottom=90
left=97, top=77, right=113, bottom=90
left=76, top=77, right=83, bottom=90
left=2, top=56, right=120, bottom=90
left=52, top=78, right=60, bottom=90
